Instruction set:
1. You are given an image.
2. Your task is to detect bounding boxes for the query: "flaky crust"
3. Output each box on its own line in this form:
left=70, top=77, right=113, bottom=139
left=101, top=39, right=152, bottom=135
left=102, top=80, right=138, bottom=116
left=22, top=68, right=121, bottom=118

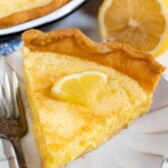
left=22, top=28, right=165, bottom=93
left=0, top=0, right=70, bottom=28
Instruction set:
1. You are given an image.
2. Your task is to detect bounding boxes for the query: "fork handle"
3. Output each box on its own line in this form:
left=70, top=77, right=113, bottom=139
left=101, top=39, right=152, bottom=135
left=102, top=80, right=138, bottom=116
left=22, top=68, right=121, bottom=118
left=11, top=138, right=27, bottom=168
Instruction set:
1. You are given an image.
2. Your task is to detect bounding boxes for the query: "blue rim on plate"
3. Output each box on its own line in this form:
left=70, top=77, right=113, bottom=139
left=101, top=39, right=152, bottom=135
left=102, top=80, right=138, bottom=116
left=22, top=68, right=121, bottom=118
left=0, top=37, right=23, bottom=56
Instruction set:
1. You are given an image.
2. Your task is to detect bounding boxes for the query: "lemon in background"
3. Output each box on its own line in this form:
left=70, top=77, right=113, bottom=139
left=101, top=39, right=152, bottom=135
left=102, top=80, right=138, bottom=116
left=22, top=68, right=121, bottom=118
left=98, top=0, right=168, bottom=57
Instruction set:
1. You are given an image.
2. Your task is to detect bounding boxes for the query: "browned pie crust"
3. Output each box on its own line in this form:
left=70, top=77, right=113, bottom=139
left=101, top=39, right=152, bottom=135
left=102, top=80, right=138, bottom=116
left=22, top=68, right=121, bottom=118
left=0, top=0, right=70, bottom=28
left=22, top=28, right=165, bottom=93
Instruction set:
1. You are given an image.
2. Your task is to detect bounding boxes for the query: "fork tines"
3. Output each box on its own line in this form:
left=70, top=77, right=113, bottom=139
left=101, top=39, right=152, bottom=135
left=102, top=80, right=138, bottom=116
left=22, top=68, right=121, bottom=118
left=0, top=72, right=20, bottom=119
left=0, top=71, right=28, bottom=168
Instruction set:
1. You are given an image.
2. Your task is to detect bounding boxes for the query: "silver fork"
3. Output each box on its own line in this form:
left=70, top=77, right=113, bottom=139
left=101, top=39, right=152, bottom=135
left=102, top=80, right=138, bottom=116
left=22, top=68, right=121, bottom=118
left=0, top=72, right=28, bottom=168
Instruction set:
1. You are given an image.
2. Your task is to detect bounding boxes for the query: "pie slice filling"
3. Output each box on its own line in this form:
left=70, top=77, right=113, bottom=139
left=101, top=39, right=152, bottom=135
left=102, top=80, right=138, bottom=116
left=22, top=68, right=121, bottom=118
left=22, top=29, right=165, bottom=168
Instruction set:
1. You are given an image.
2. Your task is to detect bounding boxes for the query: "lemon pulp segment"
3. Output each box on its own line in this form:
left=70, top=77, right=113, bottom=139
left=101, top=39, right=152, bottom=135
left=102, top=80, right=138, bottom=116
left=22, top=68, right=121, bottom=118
left=99, top=0, right=168, bottom=56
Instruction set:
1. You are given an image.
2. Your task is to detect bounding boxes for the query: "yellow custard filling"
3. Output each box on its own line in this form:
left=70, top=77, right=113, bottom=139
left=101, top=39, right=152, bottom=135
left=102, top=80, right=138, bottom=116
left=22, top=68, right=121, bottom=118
left=23, top=47, right=152, bottom=168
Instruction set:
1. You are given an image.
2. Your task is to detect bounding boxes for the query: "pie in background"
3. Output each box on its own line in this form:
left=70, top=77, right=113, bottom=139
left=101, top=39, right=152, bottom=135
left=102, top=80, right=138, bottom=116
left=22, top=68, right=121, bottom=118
left=0, top=0, right=70, bottom=28
left=22, top=28, right=165, bottom=168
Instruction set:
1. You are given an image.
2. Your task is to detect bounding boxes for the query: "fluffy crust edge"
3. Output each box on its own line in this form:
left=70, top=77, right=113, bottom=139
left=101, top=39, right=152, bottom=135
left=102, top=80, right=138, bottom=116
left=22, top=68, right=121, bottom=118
left=22, top=28, right=166, bottom=92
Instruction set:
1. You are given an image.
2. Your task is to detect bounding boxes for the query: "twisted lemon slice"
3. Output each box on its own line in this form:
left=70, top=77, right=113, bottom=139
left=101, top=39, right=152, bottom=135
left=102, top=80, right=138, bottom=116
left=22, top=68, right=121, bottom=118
left=51, top=71, right=107, bottom=105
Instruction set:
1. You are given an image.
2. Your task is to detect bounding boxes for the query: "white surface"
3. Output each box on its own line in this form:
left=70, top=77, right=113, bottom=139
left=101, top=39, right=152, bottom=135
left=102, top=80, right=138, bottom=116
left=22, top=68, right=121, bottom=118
left=1, top=55, right=168, bottom=168
left=0, top=0, right=168, bottom=167
left=0, top=0, right=87, bottom=36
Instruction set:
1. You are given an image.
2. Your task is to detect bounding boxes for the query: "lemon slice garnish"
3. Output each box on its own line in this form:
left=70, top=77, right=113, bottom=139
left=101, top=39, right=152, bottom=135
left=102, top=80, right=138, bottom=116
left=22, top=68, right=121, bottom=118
left=51, top=71, right=107, bottom=105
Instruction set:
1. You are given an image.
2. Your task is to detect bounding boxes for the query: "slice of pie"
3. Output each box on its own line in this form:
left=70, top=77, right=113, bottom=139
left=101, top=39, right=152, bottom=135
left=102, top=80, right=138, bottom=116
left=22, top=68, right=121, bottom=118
left=22, top=28, right=165, bottom=168
left=0, top=0, right=70, bottom=28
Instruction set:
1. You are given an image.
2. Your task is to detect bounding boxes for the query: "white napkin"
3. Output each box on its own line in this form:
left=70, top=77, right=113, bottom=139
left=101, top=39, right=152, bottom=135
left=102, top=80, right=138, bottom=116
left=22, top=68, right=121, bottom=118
left=0, top=0, right=168, bottom=167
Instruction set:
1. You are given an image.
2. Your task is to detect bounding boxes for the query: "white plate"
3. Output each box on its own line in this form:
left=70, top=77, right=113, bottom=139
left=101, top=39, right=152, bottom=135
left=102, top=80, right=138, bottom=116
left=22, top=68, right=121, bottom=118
left=0, top=53, right=167, bottom=168
left=0, top=0, right=87, bottom=36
